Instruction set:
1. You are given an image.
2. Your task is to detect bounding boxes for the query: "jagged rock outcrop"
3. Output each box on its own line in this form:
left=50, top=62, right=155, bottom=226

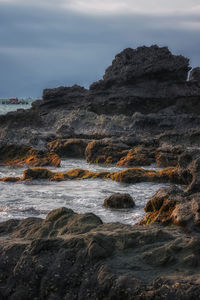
left=35, top=45, right=200, bottom=118
left=0, top=45, right=200, bottom=149
left=91, top=45, right=190, bottom=89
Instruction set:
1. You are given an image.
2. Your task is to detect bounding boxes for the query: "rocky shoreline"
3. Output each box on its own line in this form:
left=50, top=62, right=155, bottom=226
left=0, top=45, right=200, bottom=299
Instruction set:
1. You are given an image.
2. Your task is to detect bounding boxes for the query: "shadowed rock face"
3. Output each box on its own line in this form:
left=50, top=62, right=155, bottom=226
left=91, top=45, right=190, bottom=89
left=40, top=45, right=200, bottom=117
left=1, top=45, right=200, bottom=149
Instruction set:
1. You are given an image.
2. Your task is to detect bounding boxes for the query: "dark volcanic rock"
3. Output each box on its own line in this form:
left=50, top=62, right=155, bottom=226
left=0, top=208, right=200, bottom=299
left=103, top=193, right=135, bottom=209
left=42, top=84, right=88, bottom=110
left=1, top=45, right=200, bottom=150
left=91, top=45, right=190, bottom=89
left=35, top=45, right=200, bottom=118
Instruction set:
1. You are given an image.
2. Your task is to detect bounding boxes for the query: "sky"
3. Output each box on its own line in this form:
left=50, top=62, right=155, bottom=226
left=0, top=0, right=200, bottom=98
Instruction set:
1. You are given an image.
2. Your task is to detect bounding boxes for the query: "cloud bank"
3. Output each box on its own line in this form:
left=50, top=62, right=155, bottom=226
left=0, top=0, right=200, bottom=97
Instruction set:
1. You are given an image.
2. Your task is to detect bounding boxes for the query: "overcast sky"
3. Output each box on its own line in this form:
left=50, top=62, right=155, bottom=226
left=0, top=0, right=200, bottom=97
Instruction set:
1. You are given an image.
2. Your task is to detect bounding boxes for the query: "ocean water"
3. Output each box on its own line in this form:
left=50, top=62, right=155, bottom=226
left=0, top=159, right=169, bottom=225
left=0, top=102, right=169, bottom=225
left=0, top=100, right=34, bottom=115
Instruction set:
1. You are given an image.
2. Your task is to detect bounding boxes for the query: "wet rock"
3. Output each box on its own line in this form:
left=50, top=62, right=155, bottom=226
left=48, top=138, right=90, bottom=158
left=0, top=144, right=61, bottom=167
left=103, top=193, right=135, bottom=209
left=156, top=145, right=183, bottom=167
left=142, top=185, right=184, bottom=225
left=110, top=166, right=181, bottom=184
left=117, top=146, right=155, bottom=167
left=142, top=183, right=200, bottom=232
left=21, top=167, right=110, bottom=181
left=85, top=139, right=129, bottom=164
left=0, top=176, right=20, bottom=182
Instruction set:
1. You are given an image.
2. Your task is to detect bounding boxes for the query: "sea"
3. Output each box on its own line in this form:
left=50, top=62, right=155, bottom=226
left=0, top=101, right=169, bottom=225
left=0, top=98, right=34, bottom=115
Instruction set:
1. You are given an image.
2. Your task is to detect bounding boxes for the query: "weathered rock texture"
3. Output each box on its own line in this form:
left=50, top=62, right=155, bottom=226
left=0, top=208, right=200, bottom=299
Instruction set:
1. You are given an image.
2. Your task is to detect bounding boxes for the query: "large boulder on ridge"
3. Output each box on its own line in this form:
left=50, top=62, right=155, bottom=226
left=90, top=45, right=191, bottom=89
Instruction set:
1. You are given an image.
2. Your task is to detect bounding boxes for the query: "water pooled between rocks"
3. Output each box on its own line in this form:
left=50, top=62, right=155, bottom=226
left=0, top=159, right=170, bottom=224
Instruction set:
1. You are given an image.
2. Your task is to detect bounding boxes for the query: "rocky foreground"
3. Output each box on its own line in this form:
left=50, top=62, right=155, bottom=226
left=0, top=45, right=200, bottom=299
left=0, top=208, right=200, bottom=300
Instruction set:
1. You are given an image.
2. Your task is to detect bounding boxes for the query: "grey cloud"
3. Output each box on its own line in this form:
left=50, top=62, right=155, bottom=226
left=0, top=2, right=199, bottom=97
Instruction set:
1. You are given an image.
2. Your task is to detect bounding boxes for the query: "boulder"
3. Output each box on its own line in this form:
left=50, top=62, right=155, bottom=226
left=103, top=193, right=135, bottom=209
left=90, top=45, right=190, bottom=89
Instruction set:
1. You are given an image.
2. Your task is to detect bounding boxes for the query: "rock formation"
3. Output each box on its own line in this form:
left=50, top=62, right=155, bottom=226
left=0, top=208, right=200, bottom=299
left=1, top=45, right=200, bottom=299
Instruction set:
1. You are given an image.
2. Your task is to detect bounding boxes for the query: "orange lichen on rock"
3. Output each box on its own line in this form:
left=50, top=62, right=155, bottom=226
left=7, top=149, right=61, bottom=168
left=140, top=186, right=183, bottom=226
left=109, top=167, right=182, bottom=184
left=21, top=168, right=110, bottom=182
left=21, top=168, right=55, bottom=180
left=0, top=177, right=20, bottom=182
left=0, top=144, right=60, bottom=167
left=117, top=147, right=155, bottom=167
left=2, top=165, right=181, bottom=186
left=109, top=168, right=156, bottom=183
